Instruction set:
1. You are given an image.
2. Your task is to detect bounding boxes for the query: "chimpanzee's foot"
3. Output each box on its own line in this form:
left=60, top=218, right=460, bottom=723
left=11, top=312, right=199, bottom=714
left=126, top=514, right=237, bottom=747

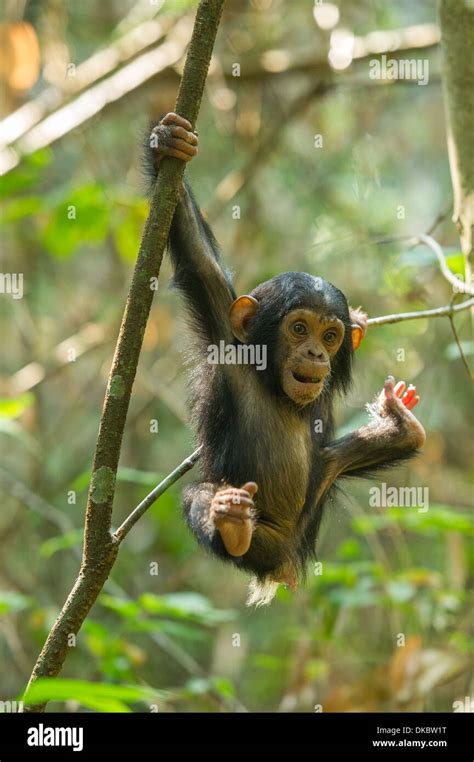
left=210, top=482, right=258, bottom=557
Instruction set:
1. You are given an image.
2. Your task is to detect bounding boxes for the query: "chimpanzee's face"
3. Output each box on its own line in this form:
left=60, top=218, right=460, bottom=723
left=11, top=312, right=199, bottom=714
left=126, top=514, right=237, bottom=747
left=276, top=308, right=345, bottom=405
left=229, top=272, right=355, bottom=404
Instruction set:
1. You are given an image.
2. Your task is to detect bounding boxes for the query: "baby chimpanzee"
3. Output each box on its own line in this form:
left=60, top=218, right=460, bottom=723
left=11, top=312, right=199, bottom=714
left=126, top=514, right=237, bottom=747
left=148, top=112, right=425, bottom=605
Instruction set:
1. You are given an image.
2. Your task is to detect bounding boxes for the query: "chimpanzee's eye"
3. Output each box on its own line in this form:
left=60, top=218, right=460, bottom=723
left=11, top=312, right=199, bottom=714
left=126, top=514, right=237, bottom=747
left=323, top=329, right=338, bottom=345
left=292, top=322, right=307, bottom=336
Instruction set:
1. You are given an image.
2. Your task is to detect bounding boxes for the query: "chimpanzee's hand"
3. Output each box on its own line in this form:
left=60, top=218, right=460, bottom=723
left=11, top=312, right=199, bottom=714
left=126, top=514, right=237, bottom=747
left=210, top=482, right=258, bottom=557
left=149, top=112, right=198, bottom=167
left=371, top=376, right=426, bottom=449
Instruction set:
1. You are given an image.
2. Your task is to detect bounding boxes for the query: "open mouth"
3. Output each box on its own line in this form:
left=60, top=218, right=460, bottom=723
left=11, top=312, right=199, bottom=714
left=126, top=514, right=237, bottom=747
left=292, top=371, right=322, bottom=385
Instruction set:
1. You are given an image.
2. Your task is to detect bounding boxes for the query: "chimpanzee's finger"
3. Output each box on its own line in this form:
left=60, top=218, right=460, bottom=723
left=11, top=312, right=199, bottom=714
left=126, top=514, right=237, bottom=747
left=170, top=125, right=198, bottom=145
left=161, top=112, right=193, bottom=131
left=394, top=381, right=406, bottom=397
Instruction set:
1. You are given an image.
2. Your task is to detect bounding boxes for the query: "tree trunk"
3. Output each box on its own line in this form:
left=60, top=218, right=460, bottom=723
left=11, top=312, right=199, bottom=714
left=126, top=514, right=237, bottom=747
left=439, top=0, right=474, bottom=274
left=23, top=0, right=226, bottom=712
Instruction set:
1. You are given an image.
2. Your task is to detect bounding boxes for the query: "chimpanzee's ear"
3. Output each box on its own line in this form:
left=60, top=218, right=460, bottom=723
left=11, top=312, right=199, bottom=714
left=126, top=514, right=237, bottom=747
left=350, top=306, right=368, bottom=351
left=229, top=296, right=259, bottom=342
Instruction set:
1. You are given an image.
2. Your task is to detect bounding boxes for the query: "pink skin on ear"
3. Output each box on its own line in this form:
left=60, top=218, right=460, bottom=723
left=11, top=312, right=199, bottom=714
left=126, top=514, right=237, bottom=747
left=229, top=295, right=258, bottom=341
left=352, top=326, right=364, bottom=350
left=350, top=307, right=368, bottom=351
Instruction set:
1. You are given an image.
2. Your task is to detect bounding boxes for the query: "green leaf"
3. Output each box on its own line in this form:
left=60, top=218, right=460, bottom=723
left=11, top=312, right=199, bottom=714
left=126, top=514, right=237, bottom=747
left=100, top=595, right=141, bottom=620
left=0, top=149, right=51, bottom=199
left=251, top=654, right=286, bottom=671
left=22, top=678, right=164, bottom=713
left=69, top=469, right=92, bottom=495
left=42, top=184, right=110, bottom=258
left=449, top=632, right=472, bottom=654
left=138, top=592, right=235, bottom=624
left=312, top=561, right=361, bottom=587
left=113, top=203, right=147, bottom=262
left=211, top=677, right=235, bottom=700
left=128, top=619, right=208, bottom=641
left=40, top=529, right=83, bottom=558
left=445, top=252, right=465, bottom=279
left=0, top=393, right=34, bottom=419
left=304, top=659, right=329, bottom=681
left=83, top=619, right=109, bottom=639
left=0, top=590, right=33, bottom=615
left=117, top=467, right=162, bottom=486
left=337, top=538, right=361, bottom=559
left=162, top=0, right=197, bottom=13
left=353, top=505, right=474, bottom=537
left=0, top=196, right=43, bottom=223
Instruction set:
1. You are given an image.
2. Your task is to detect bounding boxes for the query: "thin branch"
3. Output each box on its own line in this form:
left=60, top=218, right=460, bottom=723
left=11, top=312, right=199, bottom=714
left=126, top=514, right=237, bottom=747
left=114, top=447, right=202, bottom=542
left=0, top=21, right=441, bottom=175
left=424, top=202, right=452, bottom=236
left=367, top=296, right=474, bottom=326
left=219, top=22, right=440, bottom=81
left=6, top=322, right=107, bottom=396
left=373, top=232, right=473, bottom=296
left=414, top=234, right=473, bottom=295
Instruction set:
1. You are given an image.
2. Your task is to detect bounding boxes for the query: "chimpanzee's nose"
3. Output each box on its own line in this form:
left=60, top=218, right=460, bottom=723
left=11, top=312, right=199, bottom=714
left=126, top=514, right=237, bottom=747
left=307, top=347, right=325, bottom=361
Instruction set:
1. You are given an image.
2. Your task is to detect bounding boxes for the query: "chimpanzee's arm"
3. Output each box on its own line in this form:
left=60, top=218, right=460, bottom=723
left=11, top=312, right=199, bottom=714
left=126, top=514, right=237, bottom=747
left=148, top=113, right=236, bottom=345
left=168, top=183, right=236, bottom=344
left=323, top=376, right=425, bottom=480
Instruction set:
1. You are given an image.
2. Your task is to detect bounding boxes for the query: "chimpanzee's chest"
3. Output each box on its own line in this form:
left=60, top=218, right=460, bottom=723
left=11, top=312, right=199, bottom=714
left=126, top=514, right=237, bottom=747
left=234, top=382, right=312, bottom=517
